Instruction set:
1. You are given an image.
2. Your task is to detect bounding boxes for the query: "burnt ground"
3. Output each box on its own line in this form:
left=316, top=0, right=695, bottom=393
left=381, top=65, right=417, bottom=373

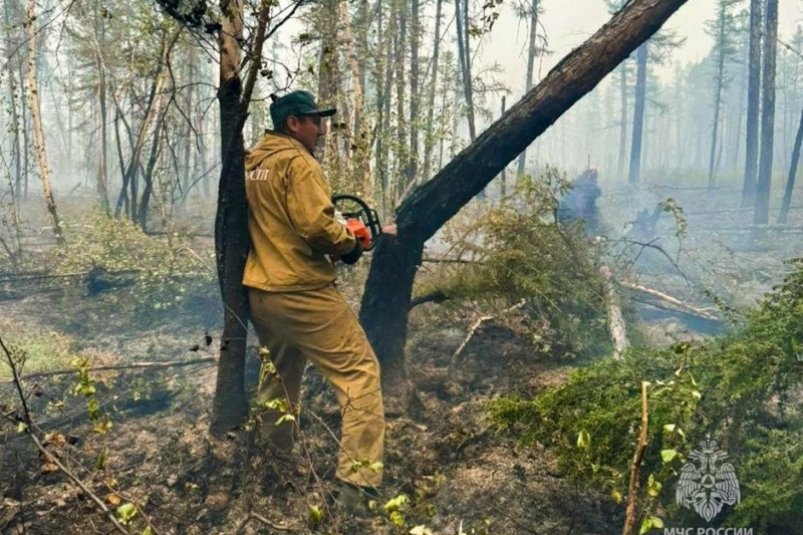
left=1, top=182, right=801, bottom=534
left=0, top=273, right=619, bottom=535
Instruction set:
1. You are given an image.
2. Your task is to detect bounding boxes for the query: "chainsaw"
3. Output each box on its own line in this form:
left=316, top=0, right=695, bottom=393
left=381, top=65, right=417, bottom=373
left=332, top=193, right=382, bottom=251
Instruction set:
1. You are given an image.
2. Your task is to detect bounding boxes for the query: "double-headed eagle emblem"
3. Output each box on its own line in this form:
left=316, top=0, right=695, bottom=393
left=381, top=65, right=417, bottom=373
left=676, top=435, right=740, bottom=521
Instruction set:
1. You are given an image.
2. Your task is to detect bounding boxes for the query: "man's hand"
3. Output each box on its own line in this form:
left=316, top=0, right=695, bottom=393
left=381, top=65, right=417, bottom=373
left=381, top=223, right=398, bottom=237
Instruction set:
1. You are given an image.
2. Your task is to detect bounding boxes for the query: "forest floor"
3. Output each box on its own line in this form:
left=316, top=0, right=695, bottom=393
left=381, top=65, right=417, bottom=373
left=1, top=181, right=801, bottom=534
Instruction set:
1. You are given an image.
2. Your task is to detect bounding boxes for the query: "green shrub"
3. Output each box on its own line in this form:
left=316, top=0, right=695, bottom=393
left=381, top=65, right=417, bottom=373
left=491, top=259, right=803, bottom=531
left=52, top=211, right=215, bottom=313
left=419, top=170, right=609, bottom=359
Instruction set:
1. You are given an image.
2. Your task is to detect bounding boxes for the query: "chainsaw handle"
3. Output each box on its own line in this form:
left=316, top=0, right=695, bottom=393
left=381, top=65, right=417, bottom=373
left=332, top=193, right=382, bottom=251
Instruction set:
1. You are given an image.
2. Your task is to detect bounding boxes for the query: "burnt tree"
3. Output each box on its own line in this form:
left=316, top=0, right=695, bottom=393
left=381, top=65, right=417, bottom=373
left=741, top=0, right=762, bottom=207
left=157, top=0, right=308, bottom=434
left=778, top=108, right=803, bottom=224
left=628, top=42, right=648, bottom=184
left=754, top=0, right=777, bottom=225
left=360, top=0, right=691, bottom=405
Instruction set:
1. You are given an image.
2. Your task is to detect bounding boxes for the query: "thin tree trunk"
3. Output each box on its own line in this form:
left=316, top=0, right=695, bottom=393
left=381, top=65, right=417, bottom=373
left=360, top=0, right=690, bottom=405
left=500, top=95, right=507, bottom=197
left=517, top=0, right=539, bottom=177
left=393, top=0, right=408, bottom=203
left=708, top=7, right=727, bottom=189
left=754, top=0, right=777, bottom=225
left=421, top=0, right=443, bottom=184
left=93, top=21, right=110, bottom=213
left=455, top=0, right=476, bottom=142
left=628, top=42, right=647, bottom=184
left=778, top=108, right=802, bottom=224
left=406, top=0, right=420, bottom=188
left=618, top=64, right=629, bottom=176
left=742, top=0, right=762, bottom=207
left=25, top=0, right=64, bottom=244
left=114, top=31, right=177, bottom=220
left=340, top=0, right=372, bottom=200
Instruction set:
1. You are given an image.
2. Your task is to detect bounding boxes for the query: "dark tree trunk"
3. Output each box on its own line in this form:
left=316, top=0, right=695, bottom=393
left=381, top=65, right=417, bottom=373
left=209, top=76, right=250, bottom=435
left=708, top=5, right=728, bottom=189
left=207, top=0, right=252, bottom=435
left=500, top=95, right=507, bottom=197
left=754, top=0, right=777, bottom=225
left=454, top=0, right=476, bottom=142
left=628, top=42, right=647, bottom=184
left=618, top=63, right=629, bottom=176
left=137, top=126, right=162, bottom=230
left=777, top=108, right=802, bottom=224
left=361, top=0, right=690, bottom=405
left=517, top=0, right=539, bottom=177
left=742, top=0, right=762, bottom=207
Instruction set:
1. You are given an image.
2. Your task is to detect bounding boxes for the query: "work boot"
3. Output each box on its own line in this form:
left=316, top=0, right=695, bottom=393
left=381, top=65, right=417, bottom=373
left=333, top=481, right=379, bottom=517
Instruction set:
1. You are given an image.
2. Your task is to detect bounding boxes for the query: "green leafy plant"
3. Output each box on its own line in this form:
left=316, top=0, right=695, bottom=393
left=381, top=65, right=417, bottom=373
left=420, top=169, right=609, bottom=359
left=490, top=259, right=803, bottom=531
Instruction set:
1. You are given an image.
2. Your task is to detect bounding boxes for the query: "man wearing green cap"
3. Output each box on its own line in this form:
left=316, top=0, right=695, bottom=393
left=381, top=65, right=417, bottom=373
left=243, top=90, right=392, bottom=511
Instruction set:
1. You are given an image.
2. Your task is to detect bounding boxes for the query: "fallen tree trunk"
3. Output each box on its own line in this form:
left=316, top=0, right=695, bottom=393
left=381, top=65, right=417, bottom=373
left=360, top=0, right=690, bottom=406
left=620, top=282, right=720, bottom=322
left=601, top=266, right=629, bottom=360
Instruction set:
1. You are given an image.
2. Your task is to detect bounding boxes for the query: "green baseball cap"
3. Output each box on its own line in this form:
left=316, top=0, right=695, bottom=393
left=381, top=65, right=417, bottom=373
left=270, top=90, right=336, bottom=129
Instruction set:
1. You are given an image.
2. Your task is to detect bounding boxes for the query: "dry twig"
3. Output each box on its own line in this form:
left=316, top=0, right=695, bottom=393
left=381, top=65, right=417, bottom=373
left=622, top=382, right=649, bottom=535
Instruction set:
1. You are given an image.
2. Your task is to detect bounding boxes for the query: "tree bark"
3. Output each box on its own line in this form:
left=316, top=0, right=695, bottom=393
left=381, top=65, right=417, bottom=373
left=209, top=0, right=294, bottom=434
left=209, top=1, right=250, bottom=435
left=741, top=0, right=762, bottom=207
left=628, top=42, right=647, bottom=184
left=361, top=0, right=690, bottom=405
left=754, top=0, right=777, bottom=225
left=25, top=0, right=65, bottom=244
left=778, top=108, right=803, bottom=224
left=517, top=0, right=540, bottom=177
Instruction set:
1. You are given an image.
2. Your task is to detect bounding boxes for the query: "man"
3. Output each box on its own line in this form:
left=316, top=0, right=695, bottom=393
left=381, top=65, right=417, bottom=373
left=243, top=90, right=393, bottom=510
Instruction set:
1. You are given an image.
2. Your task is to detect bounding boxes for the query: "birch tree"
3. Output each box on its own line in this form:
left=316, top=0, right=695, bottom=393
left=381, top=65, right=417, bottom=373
left=25, top=0, right=65, bottom=244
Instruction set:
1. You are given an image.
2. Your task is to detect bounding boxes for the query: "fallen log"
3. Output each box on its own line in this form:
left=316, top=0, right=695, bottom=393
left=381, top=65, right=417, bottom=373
left=620, top=282, right=720, bottom=322
left=601, top=266, right=629, bottom=360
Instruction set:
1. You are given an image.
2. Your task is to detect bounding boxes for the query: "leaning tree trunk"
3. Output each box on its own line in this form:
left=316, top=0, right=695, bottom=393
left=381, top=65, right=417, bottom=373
left=361, top=0, right=691, bottom=406
left=754, top=0, right=777, bottom=225
left=25, top=0, right=64, bottom=244
left=628, top=42, right=648, bottom=185
left=742, top=0, right=762, bottom=207
left=778, top=108, right=803, bottom=224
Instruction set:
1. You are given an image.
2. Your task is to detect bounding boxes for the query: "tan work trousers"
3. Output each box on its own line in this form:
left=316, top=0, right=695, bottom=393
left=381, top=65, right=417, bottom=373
left=248, top=284, right=385, bottom=488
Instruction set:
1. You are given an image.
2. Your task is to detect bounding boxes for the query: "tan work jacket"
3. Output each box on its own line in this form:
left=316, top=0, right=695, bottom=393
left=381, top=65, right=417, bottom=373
left=243, top=132, right=356, bottom=292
